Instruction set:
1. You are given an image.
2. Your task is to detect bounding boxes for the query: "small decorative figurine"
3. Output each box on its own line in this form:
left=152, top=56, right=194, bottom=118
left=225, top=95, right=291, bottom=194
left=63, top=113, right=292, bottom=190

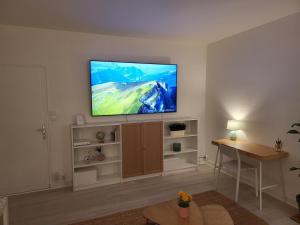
left=111, top=128, right=117, bottom=142
left=274, top=138, right=282, bottom=152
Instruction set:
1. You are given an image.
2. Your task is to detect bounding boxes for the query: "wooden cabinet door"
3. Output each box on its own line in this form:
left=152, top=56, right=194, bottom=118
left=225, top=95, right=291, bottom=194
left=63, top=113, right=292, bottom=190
left=142, top=122, right=163, bottom=174
left=122, top=123, right=144, bottom=178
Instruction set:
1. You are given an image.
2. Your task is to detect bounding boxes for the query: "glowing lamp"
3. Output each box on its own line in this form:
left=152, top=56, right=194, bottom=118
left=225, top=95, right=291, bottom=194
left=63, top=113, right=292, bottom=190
left=227, top=120, right=242, bottom=141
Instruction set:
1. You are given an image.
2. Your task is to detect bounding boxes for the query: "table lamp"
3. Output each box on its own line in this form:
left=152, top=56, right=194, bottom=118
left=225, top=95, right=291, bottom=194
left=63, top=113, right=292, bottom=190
left=227, top=120, right=242, bottom=141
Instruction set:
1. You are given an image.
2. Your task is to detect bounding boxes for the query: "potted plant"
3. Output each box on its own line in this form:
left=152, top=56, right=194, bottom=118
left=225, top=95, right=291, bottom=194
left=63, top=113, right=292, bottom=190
left=177, top=191, right=192, bottom=218
left=287, top=122, right=300, bottom=214
left=169, top=123, right=186, bottom=137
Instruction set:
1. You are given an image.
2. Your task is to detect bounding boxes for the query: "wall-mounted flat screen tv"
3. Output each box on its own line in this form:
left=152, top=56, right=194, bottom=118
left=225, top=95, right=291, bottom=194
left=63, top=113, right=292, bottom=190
left=90, top=60, right=177, bottom=116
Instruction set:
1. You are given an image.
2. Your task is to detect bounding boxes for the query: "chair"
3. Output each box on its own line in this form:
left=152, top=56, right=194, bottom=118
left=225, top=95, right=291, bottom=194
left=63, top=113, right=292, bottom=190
left=214, top=144, right=258, bottom=202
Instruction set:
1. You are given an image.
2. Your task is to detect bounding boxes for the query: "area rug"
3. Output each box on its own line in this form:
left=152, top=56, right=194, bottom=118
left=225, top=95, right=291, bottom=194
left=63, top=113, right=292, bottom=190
left=70, top=190, right=268, bottom=225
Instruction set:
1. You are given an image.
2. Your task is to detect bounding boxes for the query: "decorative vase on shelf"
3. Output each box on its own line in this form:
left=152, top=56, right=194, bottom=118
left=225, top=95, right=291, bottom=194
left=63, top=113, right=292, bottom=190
left=172, top=143, right=181, bottom=152
left=177, top=191, right=192, bottom=219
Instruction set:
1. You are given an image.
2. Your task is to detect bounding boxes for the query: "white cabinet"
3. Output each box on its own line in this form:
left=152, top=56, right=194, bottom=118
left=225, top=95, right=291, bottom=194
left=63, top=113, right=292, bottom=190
left=163, top=119, right=199, bottom=174
left=71, top=123, right=122, bottom=191
left=70, top=118, right=199, bottom=191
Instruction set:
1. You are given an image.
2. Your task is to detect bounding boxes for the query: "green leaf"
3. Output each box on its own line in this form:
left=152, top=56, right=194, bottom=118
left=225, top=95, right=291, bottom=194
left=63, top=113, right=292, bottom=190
left=287, top=129, right=300, bottom=134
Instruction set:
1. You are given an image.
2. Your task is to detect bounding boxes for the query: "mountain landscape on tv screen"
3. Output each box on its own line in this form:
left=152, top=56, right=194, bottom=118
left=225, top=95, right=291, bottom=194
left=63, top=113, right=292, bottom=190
left=91, top=62, right=177, bottom=116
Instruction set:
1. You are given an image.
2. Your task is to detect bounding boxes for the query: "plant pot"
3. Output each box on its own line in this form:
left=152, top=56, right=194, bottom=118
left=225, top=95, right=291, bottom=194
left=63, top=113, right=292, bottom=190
left=179, top=207, right=189, bottom=218
left=170, top=130, right=186, bottom=137
left=296, top=194, right=300, bottom=213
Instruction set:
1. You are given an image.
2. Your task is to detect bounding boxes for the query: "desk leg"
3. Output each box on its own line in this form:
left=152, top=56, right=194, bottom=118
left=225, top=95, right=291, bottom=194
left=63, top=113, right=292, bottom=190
left=255, top=168, right=258, bottom=197
left=259, top=161, right=263, bottom=211
left=3, top=197, right=9, bottom=225
left=215, top=150, right=223, bottom=191
left=214, top=146, right=220, bottom=177
left=279, top=160, right=286, bottom=202
left=235, top=151, right=241, bottom=202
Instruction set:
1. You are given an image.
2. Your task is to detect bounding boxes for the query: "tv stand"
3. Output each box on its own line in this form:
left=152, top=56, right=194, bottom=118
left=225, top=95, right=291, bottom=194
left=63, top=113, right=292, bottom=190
left=71, top=117, right=199, bottom=191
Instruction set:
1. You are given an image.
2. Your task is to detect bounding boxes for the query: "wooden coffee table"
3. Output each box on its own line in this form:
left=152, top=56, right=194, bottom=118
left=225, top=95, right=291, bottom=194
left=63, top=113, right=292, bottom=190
left=143, top=200, right=204, bottom=225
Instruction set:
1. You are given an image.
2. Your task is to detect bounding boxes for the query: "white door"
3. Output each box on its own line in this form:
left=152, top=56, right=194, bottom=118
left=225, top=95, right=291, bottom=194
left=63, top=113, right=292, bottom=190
left=0, top=65, right=49, bottom=195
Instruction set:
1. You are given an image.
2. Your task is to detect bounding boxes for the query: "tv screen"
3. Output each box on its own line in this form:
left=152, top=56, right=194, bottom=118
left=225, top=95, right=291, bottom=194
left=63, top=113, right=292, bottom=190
left=90, top=60, right=177, bottom=116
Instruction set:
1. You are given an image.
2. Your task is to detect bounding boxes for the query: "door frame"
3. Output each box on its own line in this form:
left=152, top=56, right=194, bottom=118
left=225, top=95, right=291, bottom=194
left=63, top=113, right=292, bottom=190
left=0, top=64, right=51, bottom=196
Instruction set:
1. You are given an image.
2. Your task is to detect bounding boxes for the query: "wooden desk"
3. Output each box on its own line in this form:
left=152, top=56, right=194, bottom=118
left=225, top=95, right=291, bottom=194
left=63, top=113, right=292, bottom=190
left=212, top=138, right=288, bottom=211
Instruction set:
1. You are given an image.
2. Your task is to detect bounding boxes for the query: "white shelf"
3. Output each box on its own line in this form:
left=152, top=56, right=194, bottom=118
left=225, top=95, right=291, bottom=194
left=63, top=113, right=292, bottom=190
left=164, top=148, right=198, bottom=156
left=164, top=134, right=197, bottom=139
left=74, top=174, right=121, bottom=191
left=72, top=122, right=122, bottom=129
left=74, top=156, right=121, bottom=168
left=73, top=141, right=120, bottom=149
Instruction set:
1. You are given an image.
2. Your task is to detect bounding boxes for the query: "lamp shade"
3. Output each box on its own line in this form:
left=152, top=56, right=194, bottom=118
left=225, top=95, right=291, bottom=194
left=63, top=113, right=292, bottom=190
left=227, top=120, right=242, bottom=131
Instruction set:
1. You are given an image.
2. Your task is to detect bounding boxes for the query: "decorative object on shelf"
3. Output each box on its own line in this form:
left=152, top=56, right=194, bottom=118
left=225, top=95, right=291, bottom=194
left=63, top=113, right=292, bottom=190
left=75, top=114, right=86, bottom=125
left=84, top=154, right=95, bottom=163
left=169, top=123, right=186, bottom=137
left=111, top=128, right=117, bottom=141
left=274, top=138, right=283, bottom=152
left=95, top=147, right=106, bottom=161
left=172, top=143, right=181, bottom=152
left=177, top=191, right=192, bottom=218
left=226, top=120, right=242, bottom=141
left=96, top=131, right=105, bottom=143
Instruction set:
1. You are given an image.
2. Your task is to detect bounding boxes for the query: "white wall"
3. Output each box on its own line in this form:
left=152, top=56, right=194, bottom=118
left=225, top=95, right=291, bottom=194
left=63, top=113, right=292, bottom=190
left=206, top=12, right=300, bottom=206
left=0, top=25, right=206, bottom=187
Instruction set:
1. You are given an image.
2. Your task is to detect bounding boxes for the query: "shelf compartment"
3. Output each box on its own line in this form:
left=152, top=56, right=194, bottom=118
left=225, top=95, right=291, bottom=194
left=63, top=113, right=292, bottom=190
left=74, top=156, right=120, bottom=168
left=164, top=157, right=197, bottom=171
left=74, top=173, right=121, bottom=190
left=73, top=141, right=120, bottom=149
left=164, top=148, right=198, bottom=156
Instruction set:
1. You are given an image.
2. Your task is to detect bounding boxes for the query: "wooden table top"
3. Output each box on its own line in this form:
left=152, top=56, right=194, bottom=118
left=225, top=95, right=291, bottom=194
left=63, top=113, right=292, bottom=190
left=212, top=138, right=288, bottom=161
left=143, top=200, right=204, bottom=225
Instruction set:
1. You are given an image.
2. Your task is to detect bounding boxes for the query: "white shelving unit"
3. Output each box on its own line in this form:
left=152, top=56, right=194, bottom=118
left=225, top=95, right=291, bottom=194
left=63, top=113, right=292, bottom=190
left=70, top=117, right=199, bottom=191
left=162, top=118, right=199, bottom=174
left=71, top=123, right=122, bottom=191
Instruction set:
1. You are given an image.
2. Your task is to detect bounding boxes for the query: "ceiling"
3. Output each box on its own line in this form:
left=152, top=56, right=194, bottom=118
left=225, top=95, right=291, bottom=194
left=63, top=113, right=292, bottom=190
left=0, top=0, right=300, bottom=43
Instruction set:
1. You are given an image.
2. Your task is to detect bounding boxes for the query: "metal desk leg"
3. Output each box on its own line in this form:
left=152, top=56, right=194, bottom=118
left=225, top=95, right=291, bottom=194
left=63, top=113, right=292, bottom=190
left=214, top=146, right=220, bottom=176
left=259, top=161, right=263, bottom=211
left=279, top=160, right=286, bottom=202
left=215, top=150, right=223, bottom=191
left=235, top=150, right=241, bottom=202
left=3, top=197, right=8, bottom=225
left=255, top=168, right=258, bottom=197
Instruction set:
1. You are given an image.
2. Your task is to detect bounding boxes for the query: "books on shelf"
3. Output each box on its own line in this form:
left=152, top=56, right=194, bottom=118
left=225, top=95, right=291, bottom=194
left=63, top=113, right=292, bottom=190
left=73, top=139, right=91, bottom=147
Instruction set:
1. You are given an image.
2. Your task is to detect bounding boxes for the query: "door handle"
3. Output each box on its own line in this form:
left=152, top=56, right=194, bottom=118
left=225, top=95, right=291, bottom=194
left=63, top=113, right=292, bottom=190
left=37, top=124, right=47, bottom=139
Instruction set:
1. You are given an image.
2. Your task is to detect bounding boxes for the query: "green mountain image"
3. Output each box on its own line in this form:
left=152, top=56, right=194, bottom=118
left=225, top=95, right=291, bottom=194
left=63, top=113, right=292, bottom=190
left=92, top=81, right=156, bottom=115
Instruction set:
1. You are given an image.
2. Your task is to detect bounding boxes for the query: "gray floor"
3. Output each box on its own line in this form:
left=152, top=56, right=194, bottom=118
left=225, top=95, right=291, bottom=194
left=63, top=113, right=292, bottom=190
left=7, top=165, right=299, bottom=225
